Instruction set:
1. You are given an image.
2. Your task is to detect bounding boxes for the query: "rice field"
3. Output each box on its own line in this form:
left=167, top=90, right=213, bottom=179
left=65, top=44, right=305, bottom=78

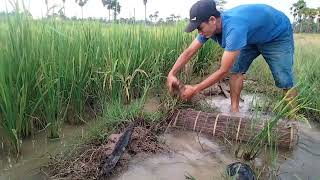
left=0, top=14, right=220, bottom=153
left=0, top=13, right=319, bottom=157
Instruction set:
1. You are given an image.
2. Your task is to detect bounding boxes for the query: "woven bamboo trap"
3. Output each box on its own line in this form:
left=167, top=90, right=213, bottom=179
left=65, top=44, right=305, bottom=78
left=170, top=109, right=298, bottom=149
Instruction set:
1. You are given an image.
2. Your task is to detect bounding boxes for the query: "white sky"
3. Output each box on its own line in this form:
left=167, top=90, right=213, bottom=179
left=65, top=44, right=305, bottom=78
left=1, top=0, right=320, bottom=21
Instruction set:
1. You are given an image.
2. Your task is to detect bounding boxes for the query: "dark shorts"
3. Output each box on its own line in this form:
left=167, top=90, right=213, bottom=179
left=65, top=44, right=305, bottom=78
left=231, top=30, right=295, bottom=89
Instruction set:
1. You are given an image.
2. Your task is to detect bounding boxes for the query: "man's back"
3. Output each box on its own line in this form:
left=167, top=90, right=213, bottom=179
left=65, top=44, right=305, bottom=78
left=223, top=4, right=292, bottom=44
left=197, top=4, right=293, bottom=51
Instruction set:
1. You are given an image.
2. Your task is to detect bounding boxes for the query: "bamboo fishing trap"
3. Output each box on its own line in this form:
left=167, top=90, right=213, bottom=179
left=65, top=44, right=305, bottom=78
left=169, top=109, right=298, bottom=149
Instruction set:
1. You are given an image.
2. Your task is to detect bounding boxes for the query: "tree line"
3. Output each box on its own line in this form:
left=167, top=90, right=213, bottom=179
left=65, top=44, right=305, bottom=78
left=290, top=0, right=320, bottom=33
left=0, top=0, right=224, bottom=25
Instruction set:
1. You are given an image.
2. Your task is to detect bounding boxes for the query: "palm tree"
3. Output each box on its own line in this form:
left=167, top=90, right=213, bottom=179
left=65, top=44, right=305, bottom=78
left=102, top=0, right=112, bottom=21
left=75, top=0, right=89, bottom=19
left=62, top=0, right=66, bottom=15
left=149, top=14, right=154, bottom=22
left=290, top=0, right=306, bottom=23
left=111, top=0, right=121, bottom=21
left=143, top=0, right=147, bottom=22
left=290, top=0, right=307, bottom=32
left=170, top=14, right=176, bottom=21
left=153, top=11, right=159, bottom=22
left=45, top=0, right=49, bottom=15
left=102, top=0, right=121, bottom=21
left=58, top=7, right=65, bottom=18
left=176, top=15, right=181, bottom=21
left=44, top=0, right=59, bottom=17
left=216, top=0, right=226, bottom=12
left=158, top=18, right=164, bottom=24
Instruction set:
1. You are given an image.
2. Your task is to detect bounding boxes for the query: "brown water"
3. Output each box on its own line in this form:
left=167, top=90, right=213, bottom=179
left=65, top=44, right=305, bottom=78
left=205, top=94, right=265, bottom=115
left=111, top=129, right=235, bottom=180
left=0, top=125, right=86, bottom=180
left=278, top=122, right=320, bottom=180
left=206, top=94, right=320, bottom=180
left=1, top=95, right=320, bottom=180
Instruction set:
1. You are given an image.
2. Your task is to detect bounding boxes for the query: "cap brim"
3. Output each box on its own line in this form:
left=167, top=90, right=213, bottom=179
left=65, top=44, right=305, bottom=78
left=184, top=21, right=201, bottom=33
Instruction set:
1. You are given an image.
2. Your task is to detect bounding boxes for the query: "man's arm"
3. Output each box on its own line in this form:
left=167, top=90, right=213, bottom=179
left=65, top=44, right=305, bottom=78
left=194, top=50, right=240, bottom=93
left=167, top=39, right=203, bottom=94
left=168, top=39, right=203, bottom=76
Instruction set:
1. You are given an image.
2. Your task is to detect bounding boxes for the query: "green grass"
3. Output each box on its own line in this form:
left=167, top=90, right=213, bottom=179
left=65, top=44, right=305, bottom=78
left=0, top=13, right=219, bottom=153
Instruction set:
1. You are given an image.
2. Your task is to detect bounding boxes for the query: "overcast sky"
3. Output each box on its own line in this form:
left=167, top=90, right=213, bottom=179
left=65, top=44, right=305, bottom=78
left=1, top=0, right=320, bottom=21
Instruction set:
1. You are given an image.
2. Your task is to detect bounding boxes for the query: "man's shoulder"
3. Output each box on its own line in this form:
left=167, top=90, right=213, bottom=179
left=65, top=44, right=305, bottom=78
left=224, top=4, right=276, bottom=13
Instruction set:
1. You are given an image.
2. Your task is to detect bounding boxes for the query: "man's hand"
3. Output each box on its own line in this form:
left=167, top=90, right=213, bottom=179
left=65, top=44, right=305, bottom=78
left=180, top=85, right=198, bottom=101
left=167, top=74, right=181, bottom=96
left=167, top=39, right=202, bottom=96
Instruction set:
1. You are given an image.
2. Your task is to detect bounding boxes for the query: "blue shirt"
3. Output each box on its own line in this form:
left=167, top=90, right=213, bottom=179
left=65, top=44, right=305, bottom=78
left=196, top=4, right=292, bottom=51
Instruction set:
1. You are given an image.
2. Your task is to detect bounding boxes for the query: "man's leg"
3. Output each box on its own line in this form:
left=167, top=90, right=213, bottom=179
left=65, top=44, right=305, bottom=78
left=259, top=29, right=296, bottom=102
left=230, top=73, right=244, bottom=112
left=229, top=45, right=260, bottom=112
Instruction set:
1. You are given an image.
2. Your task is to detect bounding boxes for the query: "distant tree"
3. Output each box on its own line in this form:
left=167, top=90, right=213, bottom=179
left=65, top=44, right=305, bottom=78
left=165, top=14, right=177, bottom=23
left=149, top=11, right=159, bottom=23
left=111, top=0, right=121, bottom=21
left=303, top=8, right=318, bottom=22
left=290, top=0, right=307, bottom=23
left=290, top=0, right=320, bottom=33
left=62, top=0, right=66, bottom=15
left=143, top=0, right=147, bottom=22
left=154, top=11, right=159, bottom=22
left=215, top=0, right=226, bottom=12
left=58, top=7, right=66, bottom=18
left=102, top=0, right=120, bottom=21
left=158, top=18, right=164, bottom=24
left=149, top=14, right=154, bottom=22
left=45, top=0, right=49, bottom=15
left=317, top=8, right=320, bottom=23
left=102, top=0, right=112, bottom=21
left=176, top=15, right=181, bottom=21
left=44, top=0, right=59, bottom=17
left=75, top=0, right=89, bottom=19
left=169, top=14, right=176, bottom=21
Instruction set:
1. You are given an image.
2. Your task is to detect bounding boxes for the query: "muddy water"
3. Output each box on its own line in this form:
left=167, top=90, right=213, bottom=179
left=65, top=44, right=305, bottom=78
left=278, top=122, right=320, bottom=180
left=206, top=94, right=320, bottom=179
left=0, top=125, right=86, bottom=180
left=205, top=94, right=265, bottom=115
left=112, top=129, right=235, bottom=180
left=114, top=94, right=320, bottom=180
left=1, top=94, right=320, bottom=179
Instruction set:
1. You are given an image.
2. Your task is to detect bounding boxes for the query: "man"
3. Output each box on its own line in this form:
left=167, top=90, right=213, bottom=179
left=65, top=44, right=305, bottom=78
left=167, top=0, right=297, bottom=112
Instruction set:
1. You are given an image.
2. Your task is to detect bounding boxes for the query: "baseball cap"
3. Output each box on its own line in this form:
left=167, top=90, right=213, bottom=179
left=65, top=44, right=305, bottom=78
left=185, top=0, right=220, bottom=33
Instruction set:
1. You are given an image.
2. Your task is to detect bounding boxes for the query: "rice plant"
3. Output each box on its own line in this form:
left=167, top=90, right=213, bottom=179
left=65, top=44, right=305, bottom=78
left=0, top=11, right=218, bottom=153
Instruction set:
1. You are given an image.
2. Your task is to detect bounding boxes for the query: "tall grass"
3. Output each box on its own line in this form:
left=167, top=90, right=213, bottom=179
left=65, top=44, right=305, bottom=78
left=0, top=13, right=218, bottom=153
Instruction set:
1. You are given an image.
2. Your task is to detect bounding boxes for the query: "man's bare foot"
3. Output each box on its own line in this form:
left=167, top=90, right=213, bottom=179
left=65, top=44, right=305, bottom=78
left=283, top=88, right=298, bottom=112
